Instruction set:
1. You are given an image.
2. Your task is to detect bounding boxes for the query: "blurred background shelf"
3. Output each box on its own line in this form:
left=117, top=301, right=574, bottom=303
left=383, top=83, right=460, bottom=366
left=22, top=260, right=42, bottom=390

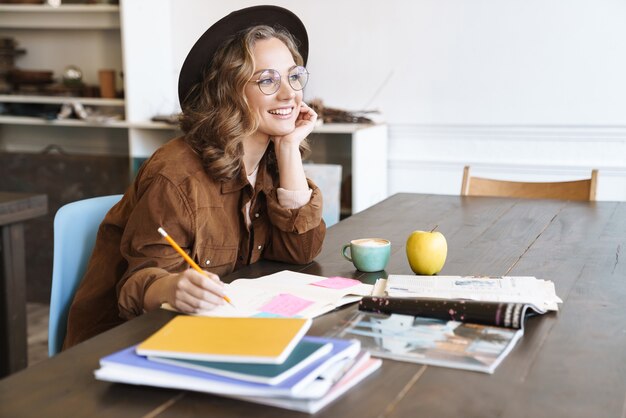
left=0, top=115, right=125, bottom=127
left=0, top=115, right=177, bottom=130
left=0, top=4, right=120, bottom=30
left=0, top=94, right=124, bottom=106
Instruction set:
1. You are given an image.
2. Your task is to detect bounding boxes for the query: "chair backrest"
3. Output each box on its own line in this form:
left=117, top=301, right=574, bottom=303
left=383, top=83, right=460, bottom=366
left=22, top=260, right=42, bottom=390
left=48, top=194, right=122, bottom=356
left=461, top=166, right=598, bottom=201
left=303, top=163, right=343, bottom=226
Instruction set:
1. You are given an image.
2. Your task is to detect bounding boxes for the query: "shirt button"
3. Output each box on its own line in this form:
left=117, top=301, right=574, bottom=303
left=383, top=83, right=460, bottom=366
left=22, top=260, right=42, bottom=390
left=205, top=260, right=211, bottom=265
left=238, top=255, right=243, bottom=261
left=254, top=213, right=260, bottom=218
left=257, top=245, right=262, bottom=250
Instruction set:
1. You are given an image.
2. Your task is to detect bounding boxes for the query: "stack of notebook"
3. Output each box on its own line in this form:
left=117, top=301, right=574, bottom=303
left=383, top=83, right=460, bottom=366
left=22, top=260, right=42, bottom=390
left=94, top=316, right=381, bottom=413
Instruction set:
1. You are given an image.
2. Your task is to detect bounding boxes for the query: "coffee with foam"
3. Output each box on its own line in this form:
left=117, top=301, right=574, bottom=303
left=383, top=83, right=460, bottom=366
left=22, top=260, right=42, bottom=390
left=352, top=238, right=390, bottom=247
left=342, top=238, right=391, bottom=272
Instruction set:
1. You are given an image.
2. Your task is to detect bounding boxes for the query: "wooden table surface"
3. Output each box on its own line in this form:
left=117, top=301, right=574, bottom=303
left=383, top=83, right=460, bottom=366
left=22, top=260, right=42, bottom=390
left=0, top=191, right=47, bottom=377
left=1, top=193, right=624, bottom=417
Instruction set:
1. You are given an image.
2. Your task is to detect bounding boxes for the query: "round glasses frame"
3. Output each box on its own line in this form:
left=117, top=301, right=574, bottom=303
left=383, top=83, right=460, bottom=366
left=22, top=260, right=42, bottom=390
left=249, top=66, right=309, bottom=95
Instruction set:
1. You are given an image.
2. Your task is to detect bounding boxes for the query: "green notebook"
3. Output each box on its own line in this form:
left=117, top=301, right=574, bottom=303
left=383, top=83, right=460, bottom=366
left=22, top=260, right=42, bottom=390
left=148, top=338, right=332, bottom=385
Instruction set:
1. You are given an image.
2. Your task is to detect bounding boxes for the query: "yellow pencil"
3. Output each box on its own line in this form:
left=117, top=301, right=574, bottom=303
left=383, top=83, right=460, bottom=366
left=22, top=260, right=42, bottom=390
left=157, top=227, right=234, bottom=307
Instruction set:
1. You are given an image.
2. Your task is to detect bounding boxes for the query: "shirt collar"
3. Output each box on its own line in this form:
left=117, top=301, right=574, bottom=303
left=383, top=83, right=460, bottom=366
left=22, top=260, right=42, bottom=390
left=221, top=166, right=248, bottom=194
left=220, top=155, right=274, bottom=194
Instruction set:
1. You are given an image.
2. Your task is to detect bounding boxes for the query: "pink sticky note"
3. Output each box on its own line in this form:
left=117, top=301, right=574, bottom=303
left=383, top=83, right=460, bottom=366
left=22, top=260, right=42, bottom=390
left=311, top=276, right=362, bottom=289
left=259, top=294, right=314, bottom=317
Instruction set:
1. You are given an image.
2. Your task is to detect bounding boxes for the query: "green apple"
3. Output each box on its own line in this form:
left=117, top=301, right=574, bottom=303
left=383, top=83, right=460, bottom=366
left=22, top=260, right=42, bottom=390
left=406, top=229, right=447, bottom=275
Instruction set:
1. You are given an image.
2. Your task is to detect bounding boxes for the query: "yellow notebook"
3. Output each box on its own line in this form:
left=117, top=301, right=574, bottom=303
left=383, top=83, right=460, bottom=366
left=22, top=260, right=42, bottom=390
left=136, top=316, right=311, bottom=364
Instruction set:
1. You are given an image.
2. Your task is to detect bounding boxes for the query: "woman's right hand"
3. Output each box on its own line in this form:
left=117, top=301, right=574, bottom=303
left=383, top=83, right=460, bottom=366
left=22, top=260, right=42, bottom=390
left=164, top=269, right=226, bottom=313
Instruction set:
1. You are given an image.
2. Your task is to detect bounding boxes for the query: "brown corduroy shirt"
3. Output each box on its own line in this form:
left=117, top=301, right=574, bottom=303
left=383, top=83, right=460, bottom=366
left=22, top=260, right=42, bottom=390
left=63, top=137, right=326, bottom=349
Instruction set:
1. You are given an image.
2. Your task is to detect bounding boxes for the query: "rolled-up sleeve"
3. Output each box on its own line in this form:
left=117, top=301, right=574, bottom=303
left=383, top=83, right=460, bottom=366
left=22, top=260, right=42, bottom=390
left=264, top=178, right=326, bottom=264
left=276, top=187, right=312, bottom=209
left=116, top=175, right=193, bottom=319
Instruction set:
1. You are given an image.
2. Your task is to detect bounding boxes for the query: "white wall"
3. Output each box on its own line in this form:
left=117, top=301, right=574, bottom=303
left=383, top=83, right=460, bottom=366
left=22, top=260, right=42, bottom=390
left=167, top=0, right=626, bottom=200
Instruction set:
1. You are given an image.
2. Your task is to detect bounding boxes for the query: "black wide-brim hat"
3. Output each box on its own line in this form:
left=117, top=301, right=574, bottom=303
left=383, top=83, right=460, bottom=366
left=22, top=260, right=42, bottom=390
left=178, top=5, right=308, bottom=108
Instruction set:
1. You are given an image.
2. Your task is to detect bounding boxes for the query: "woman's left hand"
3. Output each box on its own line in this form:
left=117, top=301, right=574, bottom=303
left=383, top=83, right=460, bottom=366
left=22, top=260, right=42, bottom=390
left=272, top=101, right=316, bottom=191
left=272, top=101, right=317, bottom=149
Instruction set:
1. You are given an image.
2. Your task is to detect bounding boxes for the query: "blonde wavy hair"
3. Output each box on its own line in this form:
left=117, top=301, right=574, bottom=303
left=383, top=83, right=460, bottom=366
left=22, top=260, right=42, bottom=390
left=179, top=25, right=310, bottom=181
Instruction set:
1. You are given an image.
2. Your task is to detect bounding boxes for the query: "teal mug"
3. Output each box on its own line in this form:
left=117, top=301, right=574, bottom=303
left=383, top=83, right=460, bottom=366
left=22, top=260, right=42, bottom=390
left=341, top=238, right=391, bottom=272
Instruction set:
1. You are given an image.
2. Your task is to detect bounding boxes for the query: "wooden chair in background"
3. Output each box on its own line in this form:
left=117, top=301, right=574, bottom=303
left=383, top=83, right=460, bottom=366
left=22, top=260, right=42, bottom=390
left=461, top=166, right=598, bottom=201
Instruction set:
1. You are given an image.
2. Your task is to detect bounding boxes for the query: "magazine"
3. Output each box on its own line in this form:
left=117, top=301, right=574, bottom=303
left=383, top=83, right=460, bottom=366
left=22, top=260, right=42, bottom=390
left=360, top=275, right=563, bottom=328
left=381, top=275, right=562, bottom=312
left=328, top=311, right=523, bottom=374
left=359, top=297, right=540, bottom=329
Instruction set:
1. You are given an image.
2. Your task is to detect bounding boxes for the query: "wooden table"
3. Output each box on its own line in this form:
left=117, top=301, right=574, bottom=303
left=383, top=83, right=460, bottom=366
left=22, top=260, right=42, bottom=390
left=1, top=193, right=624, bottom=417
left=0, top=192, right=47, bottom=378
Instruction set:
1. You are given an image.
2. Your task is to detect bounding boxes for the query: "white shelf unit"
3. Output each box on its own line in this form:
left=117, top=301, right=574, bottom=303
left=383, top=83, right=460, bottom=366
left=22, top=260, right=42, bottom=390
left=0, top=3, right=131, bottom=156
left=119, top=0, right=176, bottom=171
left=308, top=123, right=388, bottom=215
left=0, top=94, right=124, bottom=106
left=0, top=4, right=120, bottom=29
left=0, top=1, right=178, bottom=162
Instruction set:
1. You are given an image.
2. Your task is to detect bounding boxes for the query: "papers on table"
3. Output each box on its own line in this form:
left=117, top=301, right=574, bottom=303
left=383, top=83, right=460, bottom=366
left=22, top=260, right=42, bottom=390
left=162, top=270, right=373, bottom=318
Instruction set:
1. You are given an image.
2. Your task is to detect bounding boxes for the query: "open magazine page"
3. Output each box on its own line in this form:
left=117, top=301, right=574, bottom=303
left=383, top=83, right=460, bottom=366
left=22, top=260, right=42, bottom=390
left=358, top=297, right=542, bottom=329
left=328, top=311, right=523, bottom=374
left=385, top=275, right=562, bottom=312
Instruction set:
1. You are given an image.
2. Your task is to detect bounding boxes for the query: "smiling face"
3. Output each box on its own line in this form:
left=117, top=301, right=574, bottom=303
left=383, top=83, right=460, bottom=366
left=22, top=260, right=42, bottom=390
left=244, top=37, right=303, bottom=142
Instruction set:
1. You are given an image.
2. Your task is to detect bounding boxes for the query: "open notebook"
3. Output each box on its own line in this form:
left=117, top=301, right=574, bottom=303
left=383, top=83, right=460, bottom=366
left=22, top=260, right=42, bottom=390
left=162, top=270, right=373, bottom=318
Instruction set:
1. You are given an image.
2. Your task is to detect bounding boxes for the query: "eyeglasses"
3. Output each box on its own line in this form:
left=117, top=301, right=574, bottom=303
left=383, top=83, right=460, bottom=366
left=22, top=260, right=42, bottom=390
left=249, top=65, right=309, bottom=95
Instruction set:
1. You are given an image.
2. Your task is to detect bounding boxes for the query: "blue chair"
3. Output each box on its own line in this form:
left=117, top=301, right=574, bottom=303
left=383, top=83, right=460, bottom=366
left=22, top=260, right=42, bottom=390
left=303, top=163, right=343, bottom=226
left=48, top=194, right=123, bottom=356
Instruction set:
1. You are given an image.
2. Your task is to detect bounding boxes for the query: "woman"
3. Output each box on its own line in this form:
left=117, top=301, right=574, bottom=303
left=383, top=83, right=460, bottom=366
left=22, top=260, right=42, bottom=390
left=64, top=6, right=325, bottom=348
